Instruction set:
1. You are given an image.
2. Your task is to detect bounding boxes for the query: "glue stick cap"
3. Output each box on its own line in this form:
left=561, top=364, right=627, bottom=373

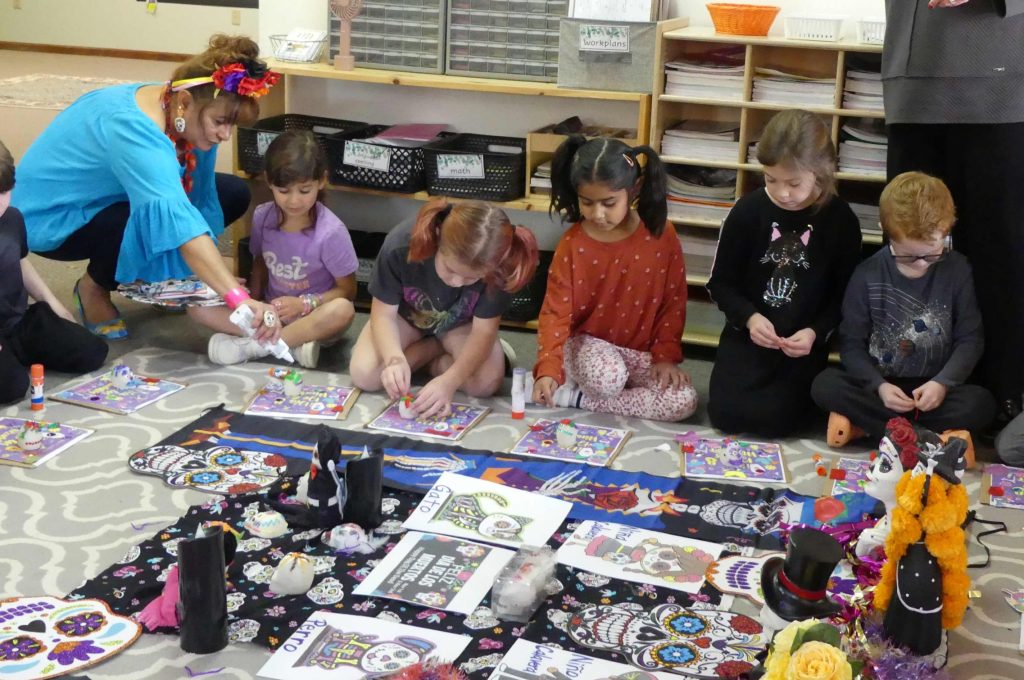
left=30, top=364, right=44, bottom=379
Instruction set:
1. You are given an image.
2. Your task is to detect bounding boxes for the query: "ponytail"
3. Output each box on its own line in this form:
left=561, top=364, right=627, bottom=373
left=549, top=133, right=590, bottom=224
left=407, top=198, right=450, bottom=263
left=632, top=145, right=668, bottom=237
left=409, top=199, right=539, bottom=294
left=493, top=225, right=539, bottom=293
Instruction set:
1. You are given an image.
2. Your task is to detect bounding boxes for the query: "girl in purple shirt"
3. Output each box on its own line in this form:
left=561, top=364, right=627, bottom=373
left=193, top=130, right=357, bottom=368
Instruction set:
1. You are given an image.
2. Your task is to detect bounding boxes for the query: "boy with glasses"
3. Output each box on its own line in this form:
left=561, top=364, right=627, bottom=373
left=811, top=171, right=995, bottom=451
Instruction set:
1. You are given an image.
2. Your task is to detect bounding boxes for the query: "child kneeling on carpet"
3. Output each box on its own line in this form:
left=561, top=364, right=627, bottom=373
left=531, top=135, right=697, bottom=422
left=194, top=130, right=357, bottom=368
left=349, top=199, right=538, bottom=418
left=0, top=140, right=107, bottom=403
left=811, top=171, right=996, bottom=449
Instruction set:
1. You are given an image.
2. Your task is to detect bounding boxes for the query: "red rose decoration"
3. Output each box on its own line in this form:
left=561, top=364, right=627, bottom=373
left=715, top=660, right=754, bottom=678
left=813, top=496, right=846, bottom=523
left=885, top=417, right=920, bottom=470
left=729, top=614, right=763, bottom=635
left=227, top=482, right=260, bottom=494
left=593, top=488, right=639, bottom=511
left=264, top=454, right=287, bottom=468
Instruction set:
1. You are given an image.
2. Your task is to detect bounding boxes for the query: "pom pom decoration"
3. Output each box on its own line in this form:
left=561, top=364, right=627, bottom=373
left=384, top=661, right=467, bottom=680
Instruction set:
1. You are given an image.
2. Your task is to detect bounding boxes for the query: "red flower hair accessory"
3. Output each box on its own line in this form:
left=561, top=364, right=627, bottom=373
left=210, top=60, right=281, bottom=98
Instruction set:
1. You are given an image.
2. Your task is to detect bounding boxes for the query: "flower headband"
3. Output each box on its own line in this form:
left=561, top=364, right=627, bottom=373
left=170, top=59, right=281, bottom=99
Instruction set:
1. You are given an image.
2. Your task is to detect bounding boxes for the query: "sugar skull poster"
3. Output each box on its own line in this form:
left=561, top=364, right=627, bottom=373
left=257, top=611, right=471, bottom=680
left=403, top=473, right=572, bottom=548
left=557, top=520, right=722, bottom=594
left=353, top=532, right=514, bottom=615
left=127, top=444, right=287, bottom=494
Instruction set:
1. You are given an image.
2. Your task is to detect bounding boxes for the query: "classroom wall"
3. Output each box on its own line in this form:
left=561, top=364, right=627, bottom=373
left=0, top=0, right=258, bottom=54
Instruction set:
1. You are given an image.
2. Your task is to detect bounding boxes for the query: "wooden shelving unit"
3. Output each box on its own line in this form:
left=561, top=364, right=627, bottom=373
left=653, top=26, right=888, bottom=348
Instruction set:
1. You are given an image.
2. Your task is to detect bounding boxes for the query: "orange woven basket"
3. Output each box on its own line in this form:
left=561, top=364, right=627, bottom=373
left=706, top=3, right=781, bottom=36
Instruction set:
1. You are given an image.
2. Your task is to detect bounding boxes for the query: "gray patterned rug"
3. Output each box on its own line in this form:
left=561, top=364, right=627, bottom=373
left=0, top=73, right=131, bottom=110
left=0, top=348, right=1020, bottom=678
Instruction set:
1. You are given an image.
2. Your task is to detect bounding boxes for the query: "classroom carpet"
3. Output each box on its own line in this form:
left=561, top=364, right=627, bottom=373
left=0, top=348, right=1021, bottom=679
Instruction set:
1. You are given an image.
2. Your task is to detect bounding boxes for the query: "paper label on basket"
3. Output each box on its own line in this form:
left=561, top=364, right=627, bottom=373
left=257, top=131, right=279, bottom=157
left=344, top=140, right=392, bottom=173
left=579, top=24, right=630, bottom=52
left=437, top=154, right=485, bottom=179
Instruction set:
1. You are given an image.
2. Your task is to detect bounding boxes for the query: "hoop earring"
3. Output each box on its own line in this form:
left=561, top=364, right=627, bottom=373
left=174, top=116, right=187, bottom=134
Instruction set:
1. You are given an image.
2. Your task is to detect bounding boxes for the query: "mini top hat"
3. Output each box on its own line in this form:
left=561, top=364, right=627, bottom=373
left=761, top=527, right=843, bottom=621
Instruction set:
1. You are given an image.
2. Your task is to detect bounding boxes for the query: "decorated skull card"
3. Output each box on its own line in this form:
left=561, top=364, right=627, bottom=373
left=403, top=473, right=572, bottom=548
left=257, top=611, right=471, bottom=679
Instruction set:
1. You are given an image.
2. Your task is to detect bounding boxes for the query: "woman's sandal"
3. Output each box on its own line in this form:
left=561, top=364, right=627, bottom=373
left=73, top=281, right=128, bottom=340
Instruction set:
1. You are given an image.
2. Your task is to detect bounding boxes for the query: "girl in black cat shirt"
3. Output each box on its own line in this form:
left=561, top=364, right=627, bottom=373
left=706, top=110, right=862, bottom=437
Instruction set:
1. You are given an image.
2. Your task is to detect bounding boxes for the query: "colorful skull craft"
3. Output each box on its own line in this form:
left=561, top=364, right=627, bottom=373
left=128, top=444, right=286, bottom=494
left=566, top=604, right=767, bottom=678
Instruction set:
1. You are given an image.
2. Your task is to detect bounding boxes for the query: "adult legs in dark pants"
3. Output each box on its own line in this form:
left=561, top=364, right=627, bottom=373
left=707, top=326, right=829, bottom=438
left=0, top=302, right=108, bottom=404
left=33, top=173, right=251, bottom=326
left=889, top=123, right=1024, bottom=417
left=811, top=367, right=996, bottom=442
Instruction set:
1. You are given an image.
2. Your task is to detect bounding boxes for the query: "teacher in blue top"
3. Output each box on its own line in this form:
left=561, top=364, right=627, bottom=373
left=13, top=34, right=282, bottom=343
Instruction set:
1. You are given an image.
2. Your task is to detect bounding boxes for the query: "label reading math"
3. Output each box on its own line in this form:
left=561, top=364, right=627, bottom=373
left=436, top=154, right=485, bottom=180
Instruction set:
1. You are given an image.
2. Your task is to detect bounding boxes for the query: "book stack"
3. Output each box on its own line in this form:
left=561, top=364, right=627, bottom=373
left=679, top=229, right=720, bottom=281
left=752, top=67, right=836, bottom=107
left=661, top=120, right=740, bottom=163
left=530, top=160, right=552, bottom=195
left=666, top=165, right=736, bottom=225
left=843, top=69, right=883, bottom=112
left=839, top=120, right=887, bottom=177
left=850, top=202, right=882, bottom=239
left=663, top=48, right=745, bottom=100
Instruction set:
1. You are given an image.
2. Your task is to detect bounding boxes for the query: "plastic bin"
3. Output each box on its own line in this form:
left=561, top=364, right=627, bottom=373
left=423, top=133, right=527, bottom=201
left=784, top=15, right=844, bottom=42
left=326, top=125, right=453, bottom=193
left=857, top=17, right=885, bottom=45
left=236, top=114, right=367, bottom=176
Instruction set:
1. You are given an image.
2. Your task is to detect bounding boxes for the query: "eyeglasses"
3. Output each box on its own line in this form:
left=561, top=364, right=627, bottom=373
left=888, top=244, right=948, bottom=264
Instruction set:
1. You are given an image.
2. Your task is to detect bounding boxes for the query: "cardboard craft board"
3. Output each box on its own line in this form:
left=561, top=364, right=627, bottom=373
left=0, top=417, right=93, bottom=468
left=403, top=472, right=572, bottom=548
left=510, top=419, right=631, bottom=467
left=825, top=456, right=873, bottom=496
left=51, top=373, right=186, bottom=415
left=0, top=596, right=142, bottom=680
left=557, top=520, right=724, bottom=594
left=676, top=432, right=788, bottom=484
left=353, top=532, right=514, bottom=615
left=983, top=463, right=1024, bottom=510
left=366, top=401, right=489, bottom=442
left=244, top=382, right=360, bottom=420
left=488, top=638, right=679, bottom=680
left=257, top=610, right=471, bottom=679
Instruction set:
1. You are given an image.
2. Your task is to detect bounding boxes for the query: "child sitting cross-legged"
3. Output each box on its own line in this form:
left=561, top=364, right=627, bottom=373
left=812, top=171, right=996, bottom=448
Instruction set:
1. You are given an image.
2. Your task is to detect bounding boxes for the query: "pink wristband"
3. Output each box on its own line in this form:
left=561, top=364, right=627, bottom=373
left=224, top=287, right=251, bottom=310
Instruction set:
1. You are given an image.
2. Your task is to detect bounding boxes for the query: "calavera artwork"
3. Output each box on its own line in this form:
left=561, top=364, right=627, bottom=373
left=128, top=444, right=287, bottom=494
left=0, top=596, right=142, bottom=680
left=760, top=223, right=811, bottom=308
left=434, top=492, right=533, bottom=542
left=565, top=604, right=768, bottom=678
left=296, top=627, right=435, bottom=677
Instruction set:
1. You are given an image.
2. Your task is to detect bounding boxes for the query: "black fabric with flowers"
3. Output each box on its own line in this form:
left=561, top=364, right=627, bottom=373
left=68, top=490, right=725, bottom=679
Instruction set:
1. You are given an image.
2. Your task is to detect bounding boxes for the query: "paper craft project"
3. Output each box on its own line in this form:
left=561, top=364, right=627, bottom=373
left=563, top=603, right=768, bottom=678
left=117, top=277, right=222, bottom=308
left=511, top=419, right=631, bottom=467
left=353, top=532, right=514, bottom=614
left=244, top=381, right=359, bottom=420
left=558, top=520, right=723, bottom=594
left=128, top=444, right=287, bottom=495
left=0, top=418, right=93, bottom=469
left=366, top=401, right=489, bottom=442
left=983, top=463, right=1024, bottom=510
left=488, top=639, right=678, bottom=680
left=825, top=457, right=873, bottom=495
left=0, top=596, right=142, bottom=679
left=1003, top=589, right=1024, bottom=655
left=704, top=553, right=782, bottom=605
left=51, top=371, right=186, bottom=415
left=257, top=611, right=471, bottom=679
left=676, top=432, right=788, bottom=484
left=403, top=472, right=572, bottom=547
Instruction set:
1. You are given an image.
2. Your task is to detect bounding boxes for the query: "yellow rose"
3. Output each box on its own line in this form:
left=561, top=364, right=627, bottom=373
left=762, top=620, right=820, bottom=680
left=787, top=641, right=853, bottom=680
